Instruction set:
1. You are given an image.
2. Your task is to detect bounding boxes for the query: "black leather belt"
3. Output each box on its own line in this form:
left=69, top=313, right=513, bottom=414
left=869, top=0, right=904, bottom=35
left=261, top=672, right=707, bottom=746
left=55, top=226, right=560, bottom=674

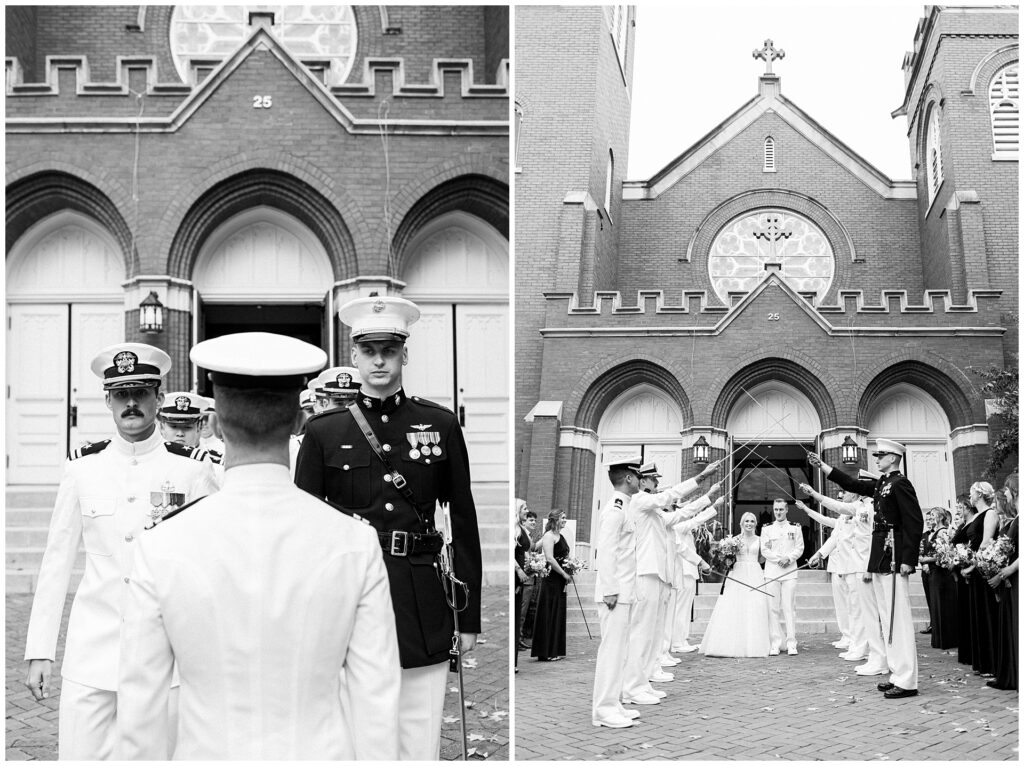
left=378, top=530, right=443, bottom=557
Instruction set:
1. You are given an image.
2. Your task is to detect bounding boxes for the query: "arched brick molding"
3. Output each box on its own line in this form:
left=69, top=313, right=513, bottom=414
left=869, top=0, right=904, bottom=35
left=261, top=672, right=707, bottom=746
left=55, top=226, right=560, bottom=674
left=684, top=189, right=858, bottom=306
left=6, top=171, right=137, bottom=274
left=855, top=359, right=978, bottom=431
left=710, top=356, right=838, bottom=432
left=166, top=169, right=357, bottom=281
left=572, top=358, right=693, bottom=433
left=391, top=173, right=508, bottom=276
left=965, top=44, right=1018, bottom=95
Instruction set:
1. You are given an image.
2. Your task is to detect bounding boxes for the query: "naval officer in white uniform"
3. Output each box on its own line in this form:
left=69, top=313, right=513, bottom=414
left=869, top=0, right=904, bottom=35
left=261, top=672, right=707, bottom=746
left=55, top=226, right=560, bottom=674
left=761, top=498, right=805, bottom=655
left=23, top=343, right=219, bottom=760
left=115, top=332, right=401, bottom=759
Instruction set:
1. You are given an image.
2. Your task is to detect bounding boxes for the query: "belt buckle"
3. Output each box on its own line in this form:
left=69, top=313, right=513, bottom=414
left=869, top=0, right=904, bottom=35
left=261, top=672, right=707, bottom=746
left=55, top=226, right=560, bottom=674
left=391, top=472, right=408, bottom=489
left=390, top=530, right=410, bottom=557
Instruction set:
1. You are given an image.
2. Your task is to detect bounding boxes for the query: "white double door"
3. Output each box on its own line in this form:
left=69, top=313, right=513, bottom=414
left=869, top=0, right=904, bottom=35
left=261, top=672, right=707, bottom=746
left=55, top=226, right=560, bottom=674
left=903, top=444, right=956, bottom=509
left=401, top=302, right=508, bottom=483
left=7, top=303, right=124, bottom=484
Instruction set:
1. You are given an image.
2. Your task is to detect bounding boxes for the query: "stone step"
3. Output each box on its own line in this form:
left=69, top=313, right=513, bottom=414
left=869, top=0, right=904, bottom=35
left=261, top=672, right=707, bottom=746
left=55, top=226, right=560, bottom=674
left=5, top=486, right=59, bottom=508
left=7, top=570, right=84, bottom=594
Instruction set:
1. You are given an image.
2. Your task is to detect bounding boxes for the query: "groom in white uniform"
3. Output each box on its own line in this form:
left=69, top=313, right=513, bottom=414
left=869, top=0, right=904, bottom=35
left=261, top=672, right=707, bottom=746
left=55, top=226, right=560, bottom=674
left=761, top=498, right=804, bottom=655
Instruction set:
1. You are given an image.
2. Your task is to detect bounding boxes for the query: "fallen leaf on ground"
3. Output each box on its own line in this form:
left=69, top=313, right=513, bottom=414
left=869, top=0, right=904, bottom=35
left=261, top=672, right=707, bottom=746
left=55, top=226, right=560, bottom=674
left=490, top=710, right=508, bottom=720
left=450, top=687, right=459, bottom=693
left=443, top=716, right=459, bottom=724
left=954, top=728, right=968, bottom=733
left=468, top=734, right=486, bottom=742
left=806, top=707, right=819, bottom=712
left=476, top=638, right=487, bottom=644
left=462, top=658, right=479, bottom=669
left=464, top=701, right=475, bottom=709
left=848, top=696, right=859, bottom=704
left=761, top=707, right=774, bottom=712
left=688, top=735, right=702, bottom=740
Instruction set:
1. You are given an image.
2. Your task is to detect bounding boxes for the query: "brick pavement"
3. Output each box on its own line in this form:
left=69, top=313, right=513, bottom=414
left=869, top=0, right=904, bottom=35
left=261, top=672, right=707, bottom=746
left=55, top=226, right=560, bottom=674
left=514, top=632, right=1018, bottom=760
left=7, top=586, right=508, bottom=761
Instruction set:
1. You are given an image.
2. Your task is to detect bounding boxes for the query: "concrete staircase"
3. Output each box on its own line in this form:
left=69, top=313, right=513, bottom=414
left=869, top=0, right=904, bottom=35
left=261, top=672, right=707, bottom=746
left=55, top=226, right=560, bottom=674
left=6, top=482, right=509, bottom=593
left=565, top=569, right=930, bottom=640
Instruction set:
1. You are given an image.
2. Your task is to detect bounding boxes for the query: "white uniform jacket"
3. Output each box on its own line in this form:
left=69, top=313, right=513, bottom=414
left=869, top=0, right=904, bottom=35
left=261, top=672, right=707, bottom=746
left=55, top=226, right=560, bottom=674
left=23, top=430, right=218, bottom=690
left=672, top=501, right=717, bottom=580
left=594, top=491, right=637, bottom=603
left=761, top=521, right=805, bottom=582
left=115, top=464, right=401, bottom=761
left=816, top=515, right=853, bottom=574
left=815, top=497, right=874, bottom=573
left=631, top=478, right=700, bottom=582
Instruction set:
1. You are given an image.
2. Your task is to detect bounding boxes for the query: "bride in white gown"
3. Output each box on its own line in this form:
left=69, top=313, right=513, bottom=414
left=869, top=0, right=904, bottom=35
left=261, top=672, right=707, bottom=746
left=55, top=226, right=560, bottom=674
left=699, top=512, right=771, bottom=657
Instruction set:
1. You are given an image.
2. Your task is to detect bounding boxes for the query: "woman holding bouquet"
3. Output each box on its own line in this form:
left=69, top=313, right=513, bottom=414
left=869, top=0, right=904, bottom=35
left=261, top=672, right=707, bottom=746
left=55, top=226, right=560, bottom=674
left=699, top=512, right=771, bottom=657
left=924, top=507, right=958, bottom=650
left=531, top=509, right=571, bottom=662
left=986, top=474, right=1018, bottom=690
left=514, top=500, right=533, bottom=670
left=950, top=493, right=980, bottom=665
left=953, top=482, right=1000, bottom=673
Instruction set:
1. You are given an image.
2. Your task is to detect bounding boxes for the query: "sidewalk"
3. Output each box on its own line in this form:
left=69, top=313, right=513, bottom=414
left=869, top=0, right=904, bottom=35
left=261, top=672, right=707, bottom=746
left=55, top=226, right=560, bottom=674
left=7, top=586, right=508, bottom=761
left=515, top=631, right=1018, bottom=760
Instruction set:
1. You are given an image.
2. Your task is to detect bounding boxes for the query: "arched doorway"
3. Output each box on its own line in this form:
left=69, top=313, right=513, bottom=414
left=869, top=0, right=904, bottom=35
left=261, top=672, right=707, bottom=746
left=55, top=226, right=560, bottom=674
left=866, top=383, right=955, bottom=509
left=589, top=384, right=684, bottom=560
left=7, top=211, right=126, bottom=483
left=725, top=381, right=822, bottom=551
left=401, top=212, right=508, bottom=483
left=191, top=206, right=335, bottom=393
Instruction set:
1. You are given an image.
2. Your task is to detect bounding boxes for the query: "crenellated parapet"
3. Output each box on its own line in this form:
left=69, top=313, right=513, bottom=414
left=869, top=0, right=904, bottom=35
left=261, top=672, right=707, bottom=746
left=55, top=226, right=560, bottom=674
left=6, top=27, right=509, bottom=129
left=541, top=276, right=1005, bottom=338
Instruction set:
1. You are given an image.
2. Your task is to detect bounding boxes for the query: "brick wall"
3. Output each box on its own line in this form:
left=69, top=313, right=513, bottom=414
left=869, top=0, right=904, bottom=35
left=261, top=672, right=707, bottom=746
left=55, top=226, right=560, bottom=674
left=5, top=7, right=37, bottom=80
left=483, top=6, right=509, bottom=84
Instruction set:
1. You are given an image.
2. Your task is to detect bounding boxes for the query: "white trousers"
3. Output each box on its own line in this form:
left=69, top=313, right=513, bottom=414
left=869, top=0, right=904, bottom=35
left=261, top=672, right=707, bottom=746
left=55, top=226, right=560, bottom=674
left=830, top=572, right=851, bottom=642
left=855, top=575, right=887, bottom=668
left=646, top=579, right=670, bottom=677
left=671, top=575, right=697, bottom=647
left=766, top=578, right=797, bottom=649
left=841, top=573, right=866, bottom=655
left=872, top=574, right=918, bottom=690
left=59, top=679, right=178, bottom=760
left=399, top=663, right=448, bottom=760
left=592, top=601, right=633, bottom=723
left=623, top=574, right=660, bottom=698
left=661, top=585, right=677, bottom=656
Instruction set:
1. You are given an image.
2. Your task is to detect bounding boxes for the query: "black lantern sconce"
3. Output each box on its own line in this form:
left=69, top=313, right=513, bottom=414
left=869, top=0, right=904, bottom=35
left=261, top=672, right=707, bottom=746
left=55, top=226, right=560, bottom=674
left=139, top=291, right=164, bottom=334
left=692, top=435, right=710, bottom=464
left=841, top=435, right=859, bottom=464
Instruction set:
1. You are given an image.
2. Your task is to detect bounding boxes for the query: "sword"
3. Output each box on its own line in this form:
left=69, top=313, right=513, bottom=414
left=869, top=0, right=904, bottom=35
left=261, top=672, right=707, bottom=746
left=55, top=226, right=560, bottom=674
left=758, top=562, right=812, bottom=589
left=437, top=503, right=469, bottom=761
left=571, top=578, right=593, bottom=639
left=708, top=567, right=774, bottom=596
left=888, top=568, right=898, bottom=645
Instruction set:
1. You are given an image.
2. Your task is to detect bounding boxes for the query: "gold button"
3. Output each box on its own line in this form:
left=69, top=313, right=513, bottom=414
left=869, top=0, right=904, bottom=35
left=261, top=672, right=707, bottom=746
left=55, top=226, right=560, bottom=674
left=129, top=459, right=138, bottom=466
left=382, top=444, right=391, bottom=453
left=125, top=535, right=134, bottom=543
left=425, top=458, right=431, bottom=464
left=343, top=464, right=350, bottom=471
left=90, top=510, right=96, bottom=515
left=385, top=503, right=394, bottom=512
left=381, top=415, right=389, bottom=423
left=123, top=577, right=130, bottom=584
left=127, top=496, right=136, bottom=503
left=383, top=474, right=392, bottom=483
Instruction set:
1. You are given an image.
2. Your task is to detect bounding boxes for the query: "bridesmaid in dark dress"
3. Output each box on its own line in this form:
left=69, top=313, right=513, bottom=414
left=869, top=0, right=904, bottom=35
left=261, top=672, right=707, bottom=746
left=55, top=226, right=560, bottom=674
left=531, top=509, right=571, bottom=662
left=950, top=494, right=980, bottom=665
left=963, top=482, right=1001, bottom=675
left=514, top=500, right=534, bottom=670
left=924, top=507, right=958, bottom=650
left=987, top=474, right=1018, bottom=691
left=918, top=508, right=938, bottom=635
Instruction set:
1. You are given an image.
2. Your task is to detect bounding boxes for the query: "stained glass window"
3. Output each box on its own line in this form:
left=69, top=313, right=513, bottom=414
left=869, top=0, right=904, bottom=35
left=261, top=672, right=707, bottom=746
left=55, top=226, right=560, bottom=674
left=707, top=210, right=834, bottom=303
left=169, top=6, right=357, bottom=86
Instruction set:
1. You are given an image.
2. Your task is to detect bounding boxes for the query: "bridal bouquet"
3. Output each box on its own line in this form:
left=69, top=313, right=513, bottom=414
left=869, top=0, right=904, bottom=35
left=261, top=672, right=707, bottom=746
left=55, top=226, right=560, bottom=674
left=949, top=542, right=975, bottom=572
left=559, top=555, right=587, bottom=576
left=710, top=536, right=743, bottom=574
left=524, top=551, right=549, bottom=577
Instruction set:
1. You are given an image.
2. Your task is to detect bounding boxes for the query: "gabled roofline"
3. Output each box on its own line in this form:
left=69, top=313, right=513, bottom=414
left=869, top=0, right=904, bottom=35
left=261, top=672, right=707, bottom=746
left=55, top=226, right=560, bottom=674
left=623, top=87, right=915, bottom=201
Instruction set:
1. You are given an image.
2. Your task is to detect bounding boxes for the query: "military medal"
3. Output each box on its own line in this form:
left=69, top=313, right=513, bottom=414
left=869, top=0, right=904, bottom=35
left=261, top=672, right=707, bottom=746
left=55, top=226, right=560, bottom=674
left=147, top=481, right=184, bottom=528
left=406, top=432, right=420, bottom=459
left=432, top=444, right=442, bottom=457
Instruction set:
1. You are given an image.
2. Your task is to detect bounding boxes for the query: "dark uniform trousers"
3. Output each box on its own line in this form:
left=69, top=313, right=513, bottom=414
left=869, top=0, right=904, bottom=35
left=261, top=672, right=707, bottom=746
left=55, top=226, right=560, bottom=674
left=294, top=388, right=483, bottom=665
left=828, top=469, right=924, bottom=689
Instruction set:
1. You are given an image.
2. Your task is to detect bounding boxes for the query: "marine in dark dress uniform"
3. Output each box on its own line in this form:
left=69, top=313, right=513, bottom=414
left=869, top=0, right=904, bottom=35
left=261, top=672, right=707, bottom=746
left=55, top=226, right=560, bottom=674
left=811, top=438, right=924, bottom=699
left=295, top=296, right=482, bottom=760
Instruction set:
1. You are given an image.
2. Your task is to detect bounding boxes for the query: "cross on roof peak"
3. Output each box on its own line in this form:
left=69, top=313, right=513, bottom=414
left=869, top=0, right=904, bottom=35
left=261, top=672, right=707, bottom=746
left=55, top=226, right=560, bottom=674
left=753, top=39, right=785, bottom=76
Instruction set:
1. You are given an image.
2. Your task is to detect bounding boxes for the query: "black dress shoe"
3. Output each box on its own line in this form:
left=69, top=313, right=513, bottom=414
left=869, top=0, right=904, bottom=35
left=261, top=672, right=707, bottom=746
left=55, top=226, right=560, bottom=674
left=877, top=681, right=895, bottom=692
left=920, top=627, right=932, bottom=634
left=883, top=686, right=919, bottom=699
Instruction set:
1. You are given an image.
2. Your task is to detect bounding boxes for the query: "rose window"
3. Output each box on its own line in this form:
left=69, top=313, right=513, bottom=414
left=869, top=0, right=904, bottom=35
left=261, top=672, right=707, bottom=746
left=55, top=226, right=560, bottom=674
left=707, top=210, right=834, bottom=303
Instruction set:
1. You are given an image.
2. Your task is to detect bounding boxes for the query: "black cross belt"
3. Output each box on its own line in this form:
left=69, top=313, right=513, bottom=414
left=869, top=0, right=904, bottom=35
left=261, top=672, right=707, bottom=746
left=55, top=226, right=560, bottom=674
left=378, top=530, right=444, bottom=557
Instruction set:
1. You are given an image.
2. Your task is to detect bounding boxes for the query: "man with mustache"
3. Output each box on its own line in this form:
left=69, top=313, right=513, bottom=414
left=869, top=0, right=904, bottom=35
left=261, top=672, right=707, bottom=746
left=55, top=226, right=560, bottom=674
left=22, top=342, right=219, bottom=759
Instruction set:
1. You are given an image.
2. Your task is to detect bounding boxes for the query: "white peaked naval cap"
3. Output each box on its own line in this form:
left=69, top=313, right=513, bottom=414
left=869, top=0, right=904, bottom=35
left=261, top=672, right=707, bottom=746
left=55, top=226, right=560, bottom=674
left=871, top=438, right=907, bottom=457
left=638, top=461, right=662, bottom=478
left=190, top=332, right=327, bottom=389
left=91, top=342, right=171, bottom=389
left=603, top=454, right=643, bottom=470
left=337, top=296, right=421, bottom=342
left=159, top=391, right=205, bottom=421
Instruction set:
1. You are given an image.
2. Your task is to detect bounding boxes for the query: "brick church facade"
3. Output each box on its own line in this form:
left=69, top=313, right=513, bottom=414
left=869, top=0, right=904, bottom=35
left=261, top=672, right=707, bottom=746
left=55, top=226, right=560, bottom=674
left=515, top=6, right=1017, bottom=555
left=6, top=6, right=509, bottom=491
